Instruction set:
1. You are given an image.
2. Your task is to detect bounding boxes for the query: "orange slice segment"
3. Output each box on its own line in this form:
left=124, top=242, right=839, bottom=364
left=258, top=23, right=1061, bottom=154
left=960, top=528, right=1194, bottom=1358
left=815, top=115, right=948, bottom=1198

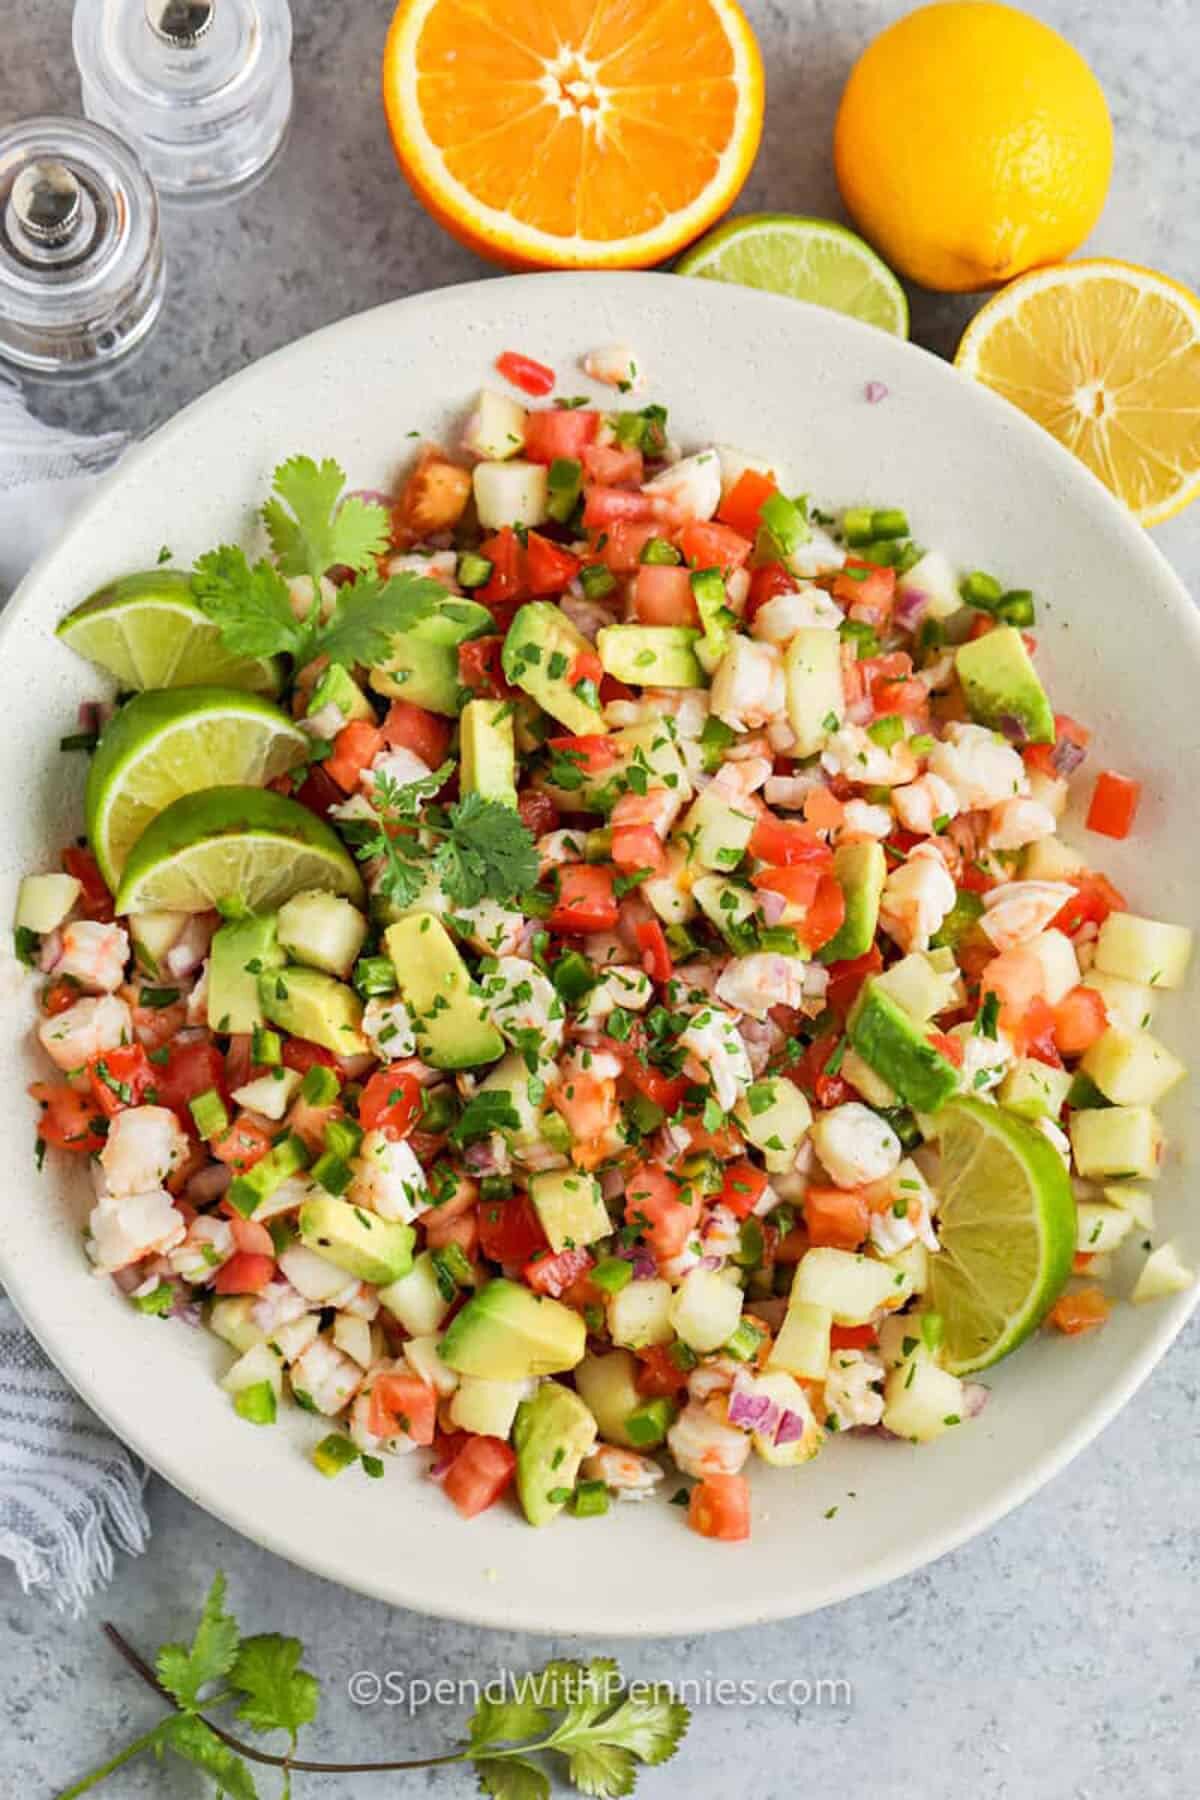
left=382, top=0, right=764, bottom=268
left=955, top=259, right=1200, bottom=527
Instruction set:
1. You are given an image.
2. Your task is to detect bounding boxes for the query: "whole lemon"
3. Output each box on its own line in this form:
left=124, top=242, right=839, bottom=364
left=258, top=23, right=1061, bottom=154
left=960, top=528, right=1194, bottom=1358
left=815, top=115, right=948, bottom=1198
left=834, top=2, right=1113, bottom=292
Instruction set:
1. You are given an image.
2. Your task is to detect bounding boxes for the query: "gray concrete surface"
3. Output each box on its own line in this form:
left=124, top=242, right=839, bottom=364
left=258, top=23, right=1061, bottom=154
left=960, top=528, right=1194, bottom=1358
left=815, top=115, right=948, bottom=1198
left=2, top=2, right=1197, bottom=1794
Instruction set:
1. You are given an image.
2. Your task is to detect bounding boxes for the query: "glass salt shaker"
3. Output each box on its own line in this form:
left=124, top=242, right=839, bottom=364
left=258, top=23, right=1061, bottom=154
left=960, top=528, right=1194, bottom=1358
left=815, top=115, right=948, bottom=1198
left=74, top=0, right=294, bottom=203
left=0, top=117, right=164, bottom=376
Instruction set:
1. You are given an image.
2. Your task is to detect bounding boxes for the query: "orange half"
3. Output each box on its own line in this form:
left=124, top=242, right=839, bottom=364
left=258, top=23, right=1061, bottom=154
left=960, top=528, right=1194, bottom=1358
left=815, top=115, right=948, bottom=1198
left=382, top=0, right=764, bottom=269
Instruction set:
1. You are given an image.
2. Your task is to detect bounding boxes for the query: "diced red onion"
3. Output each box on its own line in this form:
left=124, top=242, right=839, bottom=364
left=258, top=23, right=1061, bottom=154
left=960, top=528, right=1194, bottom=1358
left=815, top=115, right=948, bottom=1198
left=773, top=1408, right=809, bottom=1446
left=429, top=1444, right=460, bottom=1482
left=111, top=1266, right=144, bottom=1296
left=756, top=886, right=788, bottom=927
left=864, top=380, right=889, bottom=404
left=78, top=700, right=102, bottom=735
left=1051, top=737, right=1087, bottom=777
left=697, top=1253, right=724, bottom=1271
left=464, top=1137, right=503, bottom=1176
left=997, top=713, right=1028, bottom=745
left=631, top=1251, right=658, bottom=1281
left=847, top=695, right=874, bottom=726
left=186, top=1164, right=232, bottom=1206
left=170, top=1294, right=204, bottom=1328
left=893, top=587, right=929, bottom=632
left=38, top=929, right=64, bottom=972
left=727, top=1385, right=777, bottom=1432
left=600, top=1166, right=626, bottom=1202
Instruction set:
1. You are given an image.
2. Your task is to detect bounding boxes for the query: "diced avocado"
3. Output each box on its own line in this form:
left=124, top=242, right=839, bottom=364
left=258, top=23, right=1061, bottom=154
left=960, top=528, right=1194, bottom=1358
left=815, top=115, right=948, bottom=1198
left=596, top=624, right=704, bottom=688
left=276, top=891, right=368, bottom=979
left=784, top=627, right=844, bottom=755
left=208, top=911, right=284, bottom=1034
left=573, top=1349, right=644, bottom=1448
left=848, top=979, right=960, bottom=1112
left=819, top=841, right=886, bottom=963
left=528, top=1169, right=611, bottom=1254
left=460, top=697, right=518, bottom=808
left=440, top=1277, right=586, bottom=1379
left=258, top=965, right=369, bottom=1058
left=298, top=1194, right=415, bottom=1285
left=501, top=602, right=607, bottom=736
left=384, top=912, right=503, bottom=1069
left=369, top=596, right=493, bottom=715
left=676, top=785, right=756, bottom=872
left=513, top=1382, right=598, bottom=1527
left=954, top=626, right=1054, bottom=745
left=307, top=663, right=374, bottom=724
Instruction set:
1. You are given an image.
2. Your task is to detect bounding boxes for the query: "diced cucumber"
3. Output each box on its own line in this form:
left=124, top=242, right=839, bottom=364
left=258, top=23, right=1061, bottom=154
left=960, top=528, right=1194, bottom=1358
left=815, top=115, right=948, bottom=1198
left=1020, top=836, right=1089, bottom=882
left=876, top=1313, right=938, bottom=1371
left=1102, top=1183, right=1155, bottom=1231
left=477, top=1052, right=549, bottom=1152
left=606, top=1278, right=674, bottom=1349
left=463, top=388, right=528, bottom=461
left=449, top=1374, right=531, bottom=1438
left=693, top=875, right=757, bottom=948
left=840, top=1047, right=898, bottom=1109
left=377, top=1251, right=454, bottom=1336
left=332, top=1312, right=377, bottom=1369
left=473, top=459, right=548, bottom=529
left=873, top=950, right=962, bottom=1021
left=998, top=1057, right=1072, bottom=1121
left=895, top=550, right=964, bottom=623
left=1081, top=969, right=1157, bottom=1035
left=676, top=785, right=756, bottom=873
left=792, top=1248, right=911, bottom=1325
left=1131, top=1241, right=1195, bottom=1304
left=767, top=1298, right=831, bottom=1380
left=640, top=846, right=698, bottom=926
left=221, top=1341, right=284, bottom=1401
left=230, top=1068, right=302, bottom=1122
left=402, top=1333, right=459, bottom=1396
left=882, top=1359, right=966, bottom=1442
left=1068, top=1105, right=1163, bottom=1180
left=784, top=627, right=844, bottom=755
left=15, top=873, right=82, bottom=933
left=668, top=1267, right=743, bottom=1354
left=734, top=1078, right=812, bottom=1174
left=129, top=909, right=189, bottom=973
left=528, top=1169, right=610, bottom=1253
left=1094, top=913, right=1193, bottom=990
left=209, top=1296, right=267, bottom=1355
left=1075, top=1202, right=1135, bottom=1256
left=883, top=1237, right=930, bottom=1297
left=1080, top=1027, right=1186, bottom=1107
left=277, top=891, right=368, bottom=979
left=573, top=1349, right=645, bottom=1448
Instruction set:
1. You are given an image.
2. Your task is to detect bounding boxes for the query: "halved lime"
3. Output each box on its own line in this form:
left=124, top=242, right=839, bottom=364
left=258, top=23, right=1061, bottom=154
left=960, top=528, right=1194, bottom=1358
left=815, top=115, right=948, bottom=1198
left=676, top=214, right=909, bottom=337
left=57, top=571, right=282, bottom=694
left=86, top=688, right=310, bottom=888
left=928, top=1095, right=1076, bottom=1375
left=114, top=787, right=364, bottom=916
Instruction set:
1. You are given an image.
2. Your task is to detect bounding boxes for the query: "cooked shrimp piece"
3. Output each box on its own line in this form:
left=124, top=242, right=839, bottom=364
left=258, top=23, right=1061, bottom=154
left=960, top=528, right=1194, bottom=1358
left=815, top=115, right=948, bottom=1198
left=700, top=1203, right=743, bottom=1261
left=537, top=829, right=587, bottom=875
left=479, top=955, right=565, bottom=1051
left=986, top=797, right=1057, bottom=851
left=582, top=965, right=653, bottom=1025
left=100, top=1106, right=191, bottom=1198
left=643, top=449, right=721, bottom=521
left=892, top=773, right=960, bottom=837
left=290, top=1335, right=364, bottom=1416
left=581, top=1444, right=664, bottom=1501
left=169, top=1215, right=236, bottom=1284
left=53, top=920, right=130, bottom=994
left=709, top=755, right=772, bottom=801
left=979, top=880, right=1077, bottom=951
left=679, top=1004, right=754, bottom=1109
left=37, top=994, right=133, bottom=1072
left=715, top=952, right=809, bottom=1020
left=350, top=1130, right=428, bottom=1224
left=667, top=1398, right=752, bottom=1478
left=583, top=343, right=644, bottom=391
left=610, top=783, right=686, bottom=840
left=878, top=842, right=957, bottom=953
left=710, top=637, right=786, bottom=733
left=361, top=996, right=417, bottom=1060
left=928, top=722, right=1028, bottom=810
left=386, top=549, right=459, bottom=591
left=87, top=1189, right=186, bottom=1275
left=687, top=1355, right=742, bottom=1403
left=363, top=746, right=431, bottom=795
left=811, top=1103, right=902, bottom=1189
left=821, top=723, right=918, bottom=787
left=750, top=586, right=842, bottom=643
left=822, top=1350, right=886, bottom=1429
left=835, top=798, right=893, bottom=842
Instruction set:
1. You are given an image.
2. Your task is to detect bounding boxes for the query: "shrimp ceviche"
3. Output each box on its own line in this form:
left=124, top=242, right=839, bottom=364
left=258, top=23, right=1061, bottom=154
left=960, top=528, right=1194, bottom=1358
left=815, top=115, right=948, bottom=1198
left=15, top=343, right=1194, bottom=1543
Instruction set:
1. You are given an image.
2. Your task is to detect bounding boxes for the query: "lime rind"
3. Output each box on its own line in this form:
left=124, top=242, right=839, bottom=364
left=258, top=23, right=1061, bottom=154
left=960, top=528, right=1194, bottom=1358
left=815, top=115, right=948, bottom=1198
left=676, top=213, right=909, bottom=338
left=57, top=571, right=281, bottom=695
left=928, top=1095, right=1076, bottom=1374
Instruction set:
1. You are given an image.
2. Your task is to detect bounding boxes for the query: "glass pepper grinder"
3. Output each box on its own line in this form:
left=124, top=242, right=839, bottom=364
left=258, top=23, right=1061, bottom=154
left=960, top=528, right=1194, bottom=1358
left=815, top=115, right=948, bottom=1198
left=74, top=0, right=294, bottom=203
left=0, top=117, right=164, bottom=376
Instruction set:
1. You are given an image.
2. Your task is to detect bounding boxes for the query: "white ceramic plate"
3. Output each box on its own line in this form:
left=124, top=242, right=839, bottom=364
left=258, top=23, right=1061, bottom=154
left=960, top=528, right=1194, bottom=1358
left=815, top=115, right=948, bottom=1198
left=1, top=274, right=1196, bottom=1636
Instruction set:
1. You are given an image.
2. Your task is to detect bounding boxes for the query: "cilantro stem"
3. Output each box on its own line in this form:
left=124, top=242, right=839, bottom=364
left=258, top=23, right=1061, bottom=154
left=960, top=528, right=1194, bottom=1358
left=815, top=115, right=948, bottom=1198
left=56, top=1723, right=169, bottom=1799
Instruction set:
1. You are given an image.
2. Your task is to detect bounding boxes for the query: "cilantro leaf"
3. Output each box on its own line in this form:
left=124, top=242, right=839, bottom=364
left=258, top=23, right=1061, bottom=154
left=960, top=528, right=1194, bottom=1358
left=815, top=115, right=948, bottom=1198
left=156, top=1572, right=241, bottom=1711
left=538, top=1662, right=690, bottom=1799
left=316, top=572, right=443, bottom=670
left=161, top=1714, right=259, bottom=1800
left=468, top=1692, right=550, bottom=1749
left=263, top=455, right=389, bottom=582
left=230, top=1632, right=319, bottom=1740
left=436, top=794, right=539, bottom=909
left=583, top=1689, right=690, bottom=1765
left=475, top=1757, right=551, bottom=1800
left=451, top=1089, right=522, bottom=1147
left=564, top=1742, right=636, bottom=1798
left=191, top=548, right=311, bottom=662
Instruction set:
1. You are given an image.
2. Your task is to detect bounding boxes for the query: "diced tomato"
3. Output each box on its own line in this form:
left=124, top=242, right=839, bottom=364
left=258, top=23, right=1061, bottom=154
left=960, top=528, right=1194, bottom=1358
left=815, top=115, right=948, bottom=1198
left=829, top=1323, right=878, bottom=1351
left=626, top=1163, right=701, bottom=1260
left=582, top=442, right=643, bottom=485
left=1052, top=985, right=1109, bottom=1055
left=549, top=863, right=618, bottom=934
left=749, top=812, right=833, bottom=870
left=546, top=733, right=621, bottom=778
left=635, top=919, right=673, bottom=984
left=357, top=1070, right=422, bottom=1140
left=458, top=636, right=514, bottom=701
left=1047, top=1287, right=1111, bottom=1335
left=796, top=873, right=847, bottom=954
left=678, top=519, right=752, bottom=574
left=617, top=1050, right=689, bottom=1115
left=635, top=1344, right=691, bottom=1398
left=1086, top=770, right=1141, bottom=840
left=1051, top=872, right=1126, bottom=936
left=29, top=1081, right=107, bottom=1154
left=633, top=563, right=698, bottom=626
left=61, top=846, right=114, bottom=922
left=792, top=1031, right=858, bottom=1110
left=718, top=1159, right=769, bottom=1221
left=612, top=822, right=665, bottom=873
left=568, top=647, right=603, bottom=687
left=927, top=1031, right=964, bottom=1069
left=280, top=1039, right=337, bottom=1077
left=86, top=1043, right=156, bottom=1118
left=324, top=720, right=384, bottom=792
left=824, top=945, right=883, bottom=1020
left=596, top=518, right=660, bottom=573
left=41, top=976, right=82, bottom=1017
left=862, top=651, right=926, bottom=720
left=523, top=1245, right=594, bottom=1298
left=1012, top=995, right=1058, bottom=1061
left=425, top=1207, right=479, bottom=1257
left=804, top=1185, right=870, bottom=1250
left=368, top=1373, right=437, bottom=1445
left=495, top=349, right=555, bottom=397
left=688, top=1473, right=751, bottom=1542
left=381, top=700, right=450, bottom=768
left=442, top=1435, right=517, bottom=1517
left=522, top=407, right=599, bottom=462
left=833, top=560, right=895, bottom=625
left=517, top=788, right=559, bottom=837
left=752, top=865, right=821, bottom=909
left=583, top=486, right=657, bottom=528
left=152, top=1040, right=228, bottom=1115
left=210, top=1114, right=274, bottom=1174
left=477, top=1190, right=550, bottom=1268
left=745, top=561, right=796, bottom=624
left=803, top=787, right=846, bottom=832
left=212, top=1251, right=276, bottom=1295
left=477, top=527, right=525, bottom=607
left=717, top=467, right=777, bottom=538
left=1025, top=712, right=1090, bottom=778
left=525, top=531, right=581, bottom=596
left=290, top=762, right=345, bottom=822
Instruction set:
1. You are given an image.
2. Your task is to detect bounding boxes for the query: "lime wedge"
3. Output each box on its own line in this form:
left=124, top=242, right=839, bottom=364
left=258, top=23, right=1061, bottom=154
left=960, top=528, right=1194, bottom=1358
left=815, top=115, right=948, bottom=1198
left=676, top=213, right=909, bottom=337
left=57, top=571, right=282, bottom=695
left=928, top=1096, right=1076, bottom=1374
left=86, top=688, right=310, bottom=888
left=115, top=787, right=365, bottom=916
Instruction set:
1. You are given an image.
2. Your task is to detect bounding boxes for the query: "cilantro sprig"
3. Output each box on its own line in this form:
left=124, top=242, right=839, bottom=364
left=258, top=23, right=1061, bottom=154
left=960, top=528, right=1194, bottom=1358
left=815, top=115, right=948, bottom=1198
left=350, top=771, right=539, bottom=912
left=190, top=455, right=442, bottom=672
left=55, top=1574, right=688, bottom=1799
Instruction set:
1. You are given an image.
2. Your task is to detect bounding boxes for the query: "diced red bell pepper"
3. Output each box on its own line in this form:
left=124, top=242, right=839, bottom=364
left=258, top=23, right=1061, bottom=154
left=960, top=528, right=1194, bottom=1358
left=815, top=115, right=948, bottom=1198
left=211, top=1114, right=275, bottom=1174
left=325, top=720, right=384, bottom=792
left=635, top=1344, right=691, bottom=1397
left=1024, top=712, right=1090, bottom=778
left=1051, top=872, right=1126, bottom=936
